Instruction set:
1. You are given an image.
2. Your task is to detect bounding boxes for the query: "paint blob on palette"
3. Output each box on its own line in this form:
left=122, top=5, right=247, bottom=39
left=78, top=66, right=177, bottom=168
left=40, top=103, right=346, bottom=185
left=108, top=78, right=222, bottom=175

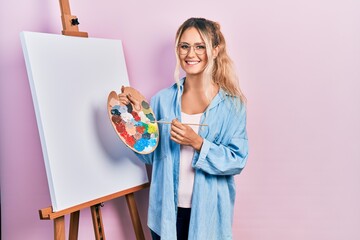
left=107, top=87, right=159, bottom=154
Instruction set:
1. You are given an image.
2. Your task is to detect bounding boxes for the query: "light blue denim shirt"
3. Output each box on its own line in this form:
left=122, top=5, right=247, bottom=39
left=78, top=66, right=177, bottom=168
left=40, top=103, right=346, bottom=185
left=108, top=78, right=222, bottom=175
left=136, top=78, right=248, bottom=240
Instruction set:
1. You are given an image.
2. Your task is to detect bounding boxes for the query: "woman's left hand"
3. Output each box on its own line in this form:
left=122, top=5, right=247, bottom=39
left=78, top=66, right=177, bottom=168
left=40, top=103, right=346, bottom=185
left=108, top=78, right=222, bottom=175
left=170, top=119, right=203, bottom=151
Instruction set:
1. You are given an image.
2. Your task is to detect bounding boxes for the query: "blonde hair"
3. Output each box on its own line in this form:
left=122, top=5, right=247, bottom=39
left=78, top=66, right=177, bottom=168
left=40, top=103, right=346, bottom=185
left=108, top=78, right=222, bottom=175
left=174, top=17, right=246, bottom=103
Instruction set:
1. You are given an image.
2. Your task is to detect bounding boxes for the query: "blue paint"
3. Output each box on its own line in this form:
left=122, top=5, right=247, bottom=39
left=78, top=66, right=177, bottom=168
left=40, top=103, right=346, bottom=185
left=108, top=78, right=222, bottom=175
left=142, top=132, right=151, bottom=139
left=145, top=113, right=155, bottom=121
left=111, top=109, right=120, bottom=116
left=126, top=103, right=133, bottom=113
left=149, top=138, right=157, bottom=147
left=134, top=138, right=149, bottom=152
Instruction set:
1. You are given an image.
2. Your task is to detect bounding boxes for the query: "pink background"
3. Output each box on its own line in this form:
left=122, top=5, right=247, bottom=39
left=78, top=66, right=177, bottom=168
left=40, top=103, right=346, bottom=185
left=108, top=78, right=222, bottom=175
left=1, top=0, right=359, bottom=239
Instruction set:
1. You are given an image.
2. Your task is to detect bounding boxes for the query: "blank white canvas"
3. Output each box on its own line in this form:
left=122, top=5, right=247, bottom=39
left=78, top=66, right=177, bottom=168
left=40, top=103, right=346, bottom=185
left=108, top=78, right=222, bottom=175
left=20, top=31, right=148, bottom=212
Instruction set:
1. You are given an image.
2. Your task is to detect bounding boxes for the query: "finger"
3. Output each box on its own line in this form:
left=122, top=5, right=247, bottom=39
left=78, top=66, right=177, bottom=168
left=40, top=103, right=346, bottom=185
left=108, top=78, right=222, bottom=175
left=127, top=93, right=137, bottom=105
left=170, top=135, right=179, bottom=143
left=170, top=129, right=178, bottom=138
left=127, top=93, right=141, bottom=111
left=170, top=130, right=178, bottom=142
left=171, top=127, right=184, bottom=140
left=171, top=118, right=182, bottom=128
left=119, top=86, right=129, bottom=105
left=118, top=94, right=130, bottom=105
left=171, top=120, right=182, bottom=133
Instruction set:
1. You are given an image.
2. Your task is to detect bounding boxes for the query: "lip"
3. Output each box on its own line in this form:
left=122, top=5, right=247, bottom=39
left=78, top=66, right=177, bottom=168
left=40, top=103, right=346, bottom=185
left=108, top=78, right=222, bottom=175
left=185, top=60, right=200, bottom=65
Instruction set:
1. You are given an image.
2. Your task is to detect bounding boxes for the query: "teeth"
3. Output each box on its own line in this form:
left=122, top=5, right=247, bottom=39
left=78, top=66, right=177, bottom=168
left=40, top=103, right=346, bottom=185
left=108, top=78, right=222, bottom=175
left=186, top=61, right=199, bottom=65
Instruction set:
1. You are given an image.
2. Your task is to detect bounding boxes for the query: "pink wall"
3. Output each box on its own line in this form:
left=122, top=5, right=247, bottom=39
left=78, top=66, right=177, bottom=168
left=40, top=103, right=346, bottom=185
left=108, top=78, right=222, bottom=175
left=1, top=0, right=359, bottom=239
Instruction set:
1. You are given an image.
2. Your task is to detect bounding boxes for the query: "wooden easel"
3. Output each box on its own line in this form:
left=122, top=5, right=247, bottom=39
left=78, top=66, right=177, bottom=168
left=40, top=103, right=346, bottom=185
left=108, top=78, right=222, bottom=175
left=39, top=183, right=149, bottom=240
left=39, top=1, right=149, bottom=239
left=59, top=0, right=88, bottom=37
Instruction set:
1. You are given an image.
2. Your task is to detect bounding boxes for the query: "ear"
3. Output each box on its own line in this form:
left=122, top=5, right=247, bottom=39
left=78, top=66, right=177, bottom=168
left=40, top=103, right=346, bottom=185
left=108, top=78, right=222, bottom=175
left=212, top=46, right=219, bottom=59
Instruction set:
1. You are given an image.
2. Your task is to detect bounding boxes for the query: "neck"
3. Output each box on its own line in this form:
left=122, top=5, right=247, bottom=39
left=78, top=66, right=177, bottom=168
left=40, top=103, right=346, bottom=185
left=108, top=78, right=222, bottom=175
left=184, top=75, right=218, bottom=93
left=183, top=75, right=219, bottom=105
left=184, top=74, right=206, bottom=91
left=181, top=75, right=219, bottom=114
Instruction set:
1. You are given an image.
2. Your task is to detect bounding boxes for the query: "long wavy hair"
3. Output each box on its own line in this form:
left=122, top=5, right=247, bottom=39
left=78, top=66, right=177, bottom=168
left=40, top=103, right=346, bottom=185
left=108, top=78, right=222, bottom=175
left=174, top=17, right=246, bottom=103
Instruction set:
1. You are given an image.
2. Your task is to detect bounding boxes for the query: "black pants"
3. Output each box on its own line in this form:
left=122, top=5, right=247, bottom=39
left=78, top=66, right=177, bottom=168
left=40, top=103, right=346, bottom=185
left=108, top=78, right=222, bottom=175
left=151, top=207, right=191, bottom=240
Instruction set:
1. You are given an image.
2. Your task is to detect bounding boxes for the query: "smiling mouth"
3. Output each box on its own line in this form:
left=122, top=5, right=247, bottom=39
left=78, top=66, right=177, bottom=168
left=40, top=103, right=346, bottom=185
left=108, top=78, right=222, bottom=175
left=185, top=60, right=200, bottom=65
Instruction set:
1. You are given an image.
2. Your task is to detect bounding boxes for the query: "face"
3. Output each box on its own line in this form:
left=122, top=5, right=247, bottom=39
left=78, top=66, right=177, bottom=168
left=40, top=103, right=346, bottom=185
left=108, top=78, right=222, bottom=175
left=178, top=27, right=208, bottom=77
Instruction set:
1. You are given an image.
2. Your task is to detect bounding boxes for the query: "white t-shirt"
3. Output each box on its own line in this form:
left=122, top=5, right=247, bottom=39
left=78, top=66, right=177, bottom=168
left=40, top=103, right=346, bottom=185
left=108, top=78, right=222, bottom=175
left=177, top=112, right=202, bottom=208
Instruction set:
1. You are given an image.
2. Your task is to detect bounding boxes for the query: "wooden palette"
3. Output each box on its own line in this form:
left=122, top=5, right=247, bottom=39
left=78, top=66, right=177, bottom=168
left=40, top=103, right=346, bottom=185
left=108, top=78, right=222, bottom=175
left=107, top=87, right=159, bottom=154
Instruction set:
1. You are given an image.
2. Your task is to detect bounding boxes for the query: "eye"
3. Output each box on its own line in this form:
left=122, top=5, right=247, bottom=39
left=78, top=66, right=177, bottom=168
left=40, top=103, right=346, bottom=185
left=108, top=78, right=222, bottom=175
left=195, top=45, right=206, bottom=50
left=180, top=44, right=190, bottom=50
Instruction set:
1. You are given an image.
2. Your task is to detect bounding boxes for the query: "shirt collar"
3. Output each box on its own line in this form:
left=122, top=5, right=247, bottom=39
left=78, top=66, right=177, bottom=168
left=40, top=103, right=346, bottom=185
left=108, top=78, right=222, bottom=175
left=207, top=88, right=225, bottom=110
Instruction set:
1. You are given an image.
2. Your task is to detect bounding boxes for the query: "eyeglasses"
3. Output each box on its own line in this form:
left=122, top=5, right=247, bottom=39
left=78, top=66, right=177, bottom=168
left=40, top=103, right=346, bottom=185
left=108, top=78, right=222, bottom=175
left=177, top=43, right=206, bottom=55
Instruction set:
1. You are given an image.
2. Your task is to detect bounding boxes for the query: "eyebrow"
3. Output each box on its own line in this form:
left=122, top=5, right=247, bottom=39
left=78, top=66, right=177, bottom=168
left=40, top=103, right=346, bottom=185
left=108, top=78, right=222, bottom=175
left=179, top=41, right=205, bottom=45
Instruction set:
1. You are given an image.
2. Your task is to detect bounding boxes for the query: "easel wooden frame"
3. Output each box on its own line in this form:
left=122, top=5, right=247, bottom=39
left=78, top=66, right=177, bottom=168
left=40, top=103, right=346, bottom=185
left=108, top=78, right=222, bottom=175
left=39, top=183, right=149, bottom=240
left=38, top=1, right=149, bottom=239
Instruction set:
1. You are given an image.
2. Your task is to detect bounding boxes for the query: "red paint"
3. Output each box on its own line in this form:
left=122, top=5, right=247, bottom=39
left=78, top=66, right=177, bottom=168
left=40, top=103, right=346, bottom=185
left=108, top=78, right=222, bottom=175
left=116, top=122, right=126, bottom=133
left=136, top=126, right=145, bottom=134
left=131, top=111, right=141, bottom=121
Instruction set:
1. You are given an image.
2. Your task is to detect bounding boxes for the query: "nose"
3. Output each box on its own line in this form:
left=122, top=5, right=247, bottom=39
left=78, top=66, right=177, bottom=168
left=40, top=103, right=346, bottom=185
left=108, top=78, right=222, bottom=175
left=187, top=46, right=197, bottom=56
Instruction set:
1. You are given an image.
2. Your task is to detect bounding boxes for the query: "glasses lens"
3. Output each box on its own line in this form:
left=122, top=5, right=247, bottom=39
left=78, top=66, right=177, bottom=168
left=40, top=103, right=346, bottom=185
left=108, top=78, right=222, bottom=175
left=178, top=44, right=206, bottom=55
left=179, top=44, right=190, bottom=55
left=194, top=45, right=206, bottom=55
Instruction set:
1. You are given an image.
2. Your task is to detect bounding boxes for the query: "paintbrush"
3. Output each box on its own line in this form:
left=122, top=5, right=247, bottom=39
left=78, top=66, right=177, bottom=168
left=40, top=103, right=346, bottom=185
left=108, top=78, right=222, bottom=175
left=150, top=120, right=208, bottom=127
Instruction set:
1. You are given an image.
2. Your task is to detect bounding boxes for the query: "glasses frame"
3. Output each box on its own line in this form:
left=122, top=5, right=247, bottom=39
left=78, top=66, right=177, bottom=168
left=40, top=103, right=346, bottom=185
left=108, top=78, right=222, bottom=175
left=177, top=43, right=207, bottom=55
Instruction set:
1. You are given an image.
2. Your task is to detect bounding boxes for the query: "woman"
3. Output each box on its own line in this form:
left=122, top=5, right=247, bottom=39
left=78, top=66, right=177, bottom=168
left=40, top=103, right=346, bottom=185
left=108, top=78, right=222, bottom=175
left=122, top=17, right=248, bottom=240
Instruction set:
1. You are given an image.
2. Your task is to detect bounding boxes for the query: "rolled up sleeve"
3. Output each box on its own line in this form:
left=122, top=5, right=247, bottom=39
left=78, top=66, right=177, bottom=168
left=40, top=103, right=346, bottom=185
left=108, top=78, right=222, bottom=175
left=193, top=103, right=249, bottom=176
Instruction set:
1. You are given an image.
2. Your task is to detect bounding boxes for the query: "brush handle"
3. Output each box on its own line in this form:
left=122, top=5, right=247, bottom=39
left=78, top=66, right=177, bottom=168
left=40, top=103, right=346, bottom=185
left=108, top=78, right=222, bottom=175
left=153, top=120, right=208, bottom=127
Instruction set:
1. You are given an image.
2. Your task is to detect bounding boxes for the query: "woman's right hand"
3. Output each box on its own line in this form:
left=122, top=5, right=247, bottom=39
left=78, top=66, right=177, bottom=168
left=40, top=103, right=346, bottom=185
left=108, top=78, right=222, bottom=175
left=118, top=86, right=141, bottom=111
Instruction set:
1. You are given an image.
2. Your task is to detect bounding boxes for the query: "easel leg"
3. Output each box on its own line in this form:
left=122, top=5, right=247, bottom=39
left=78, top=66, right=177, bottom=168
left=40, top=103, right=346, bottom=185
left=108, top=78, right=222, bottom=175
left=126, top=193, right=145, bottom=240
left=54, top=216, right=65, bottom=240
left=69, top=210, right=80, bottom=240
left=91, top=204, right=106, bottom=240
